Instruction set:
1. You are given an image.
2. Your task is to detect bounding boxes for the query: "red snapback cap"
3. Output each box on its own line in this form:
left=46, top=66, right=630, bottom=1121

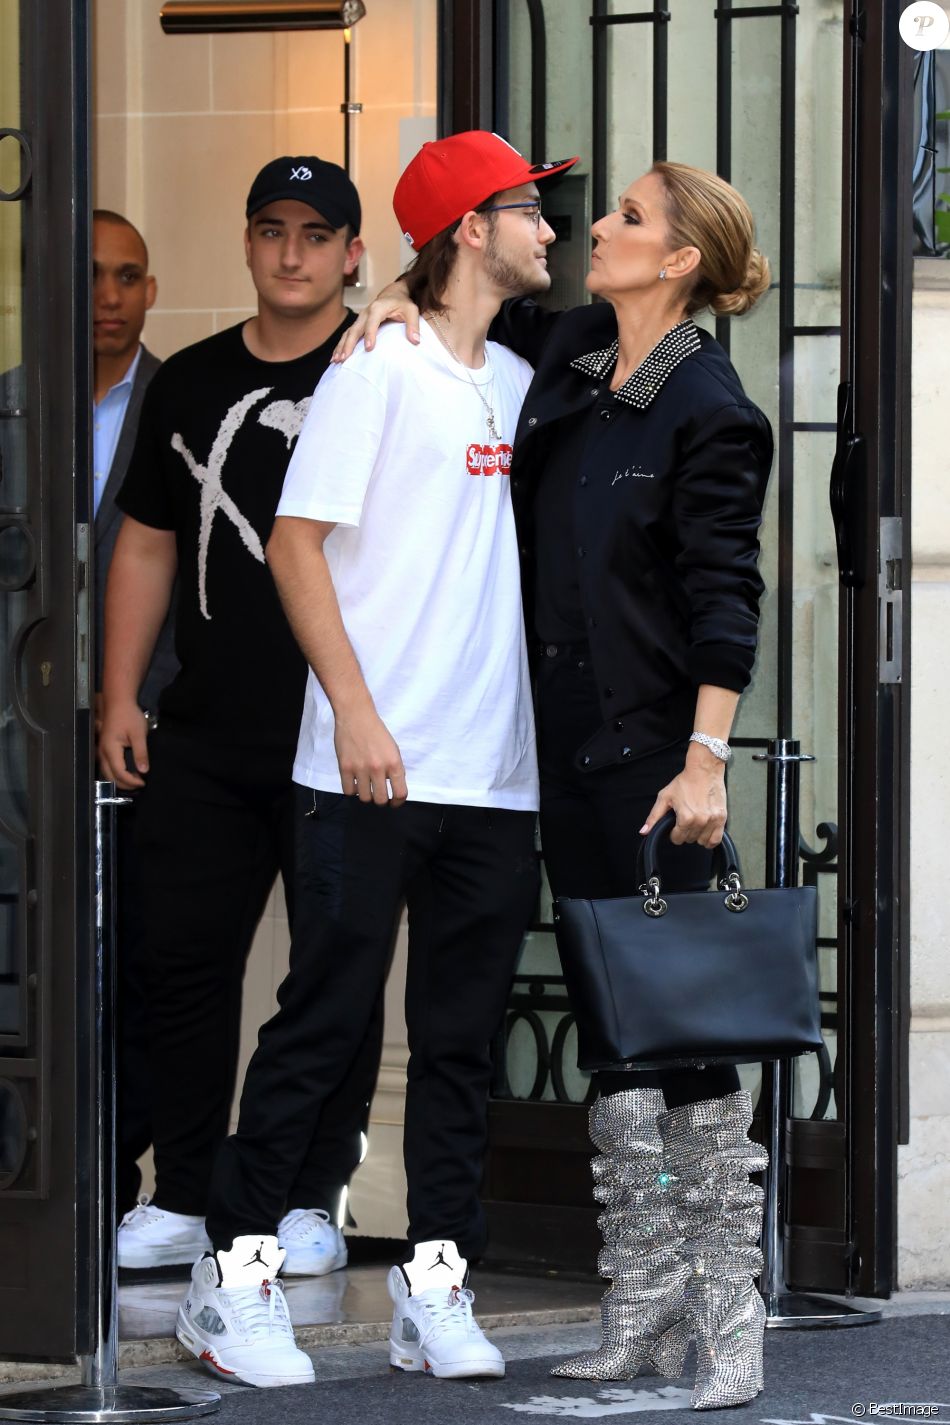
left=393, top=130, right=579, bottom=251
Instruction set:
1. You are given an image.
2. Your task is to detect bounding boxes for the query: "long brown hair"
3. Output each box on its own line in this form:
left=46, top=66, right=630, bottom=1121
left=404, top=194, right=500, bottom=315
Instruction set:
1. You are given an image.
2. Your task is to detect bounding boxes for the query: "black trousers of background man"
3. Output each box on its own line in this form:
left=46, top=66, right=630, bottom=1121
left=134, top=726, right=384, bottom=1219
left=206, top=787, right=539, bottom=1263
left=536, top=644, right=740, bottom=1107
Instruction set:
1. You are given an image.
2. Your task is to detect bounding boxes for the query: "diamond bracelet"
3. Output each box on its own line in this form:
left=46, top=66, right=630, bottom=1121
left=689, top=732, right=732, bottom=763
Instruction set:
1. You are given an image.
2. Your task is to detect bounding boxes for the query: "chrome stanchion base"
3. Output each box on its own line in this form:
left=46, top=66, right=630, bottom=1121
left=764, top=1290, right=883, bottom=1329
left=0, top=1384, right=220, bottom=1422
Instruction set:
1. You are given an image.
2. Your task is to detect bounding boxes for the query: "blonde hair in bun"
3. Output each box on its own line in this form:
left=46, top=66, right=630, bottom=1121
left=651, top=161, right=771, bottom=318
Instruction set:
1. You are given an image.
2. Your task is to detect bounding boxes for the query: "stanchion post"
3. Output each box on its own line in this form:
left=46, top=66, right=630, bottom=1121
left=0, top=783, right=220, bottom=1421
left=82, top=780, right=123, bottom=1390
left=753, top=739, right=881, bottom=1330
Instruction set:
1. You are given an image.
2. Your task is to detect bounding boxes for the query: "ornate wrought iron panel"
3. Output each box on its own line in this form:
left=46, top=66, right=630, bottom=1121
left=492, top=0, right=844, bottom=1120
left=476, top=0, right=909, bottom=1294
left=0, top=0, right=94, bottom=1355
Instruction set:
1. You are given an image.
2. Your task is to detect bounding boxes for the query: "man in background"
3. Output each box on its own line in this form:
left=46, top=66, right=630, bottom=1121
left=99, top=159, right=383, bottom=1277
left=92, top=209, right=175, bottom=1215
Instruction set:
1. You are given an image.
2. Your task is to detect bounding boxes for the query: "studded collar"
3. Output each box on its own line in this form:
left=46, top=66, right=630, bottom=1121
left=569, top=319, right=701, bottom=410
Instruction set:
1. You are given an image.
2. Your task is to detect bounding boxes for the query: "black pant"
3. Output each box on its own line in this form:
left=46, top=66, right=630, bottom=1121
left=206, top=788, right=539, bottom=1261
left=537, top=645, right=740, bottom=1108
left=134, top=727, right=384, bottom=1217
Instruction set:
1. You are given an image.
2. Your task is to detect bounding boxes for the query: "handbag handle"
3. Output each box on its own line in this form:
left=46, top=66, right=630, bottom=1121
left=636, top=810, right=745, bottom=916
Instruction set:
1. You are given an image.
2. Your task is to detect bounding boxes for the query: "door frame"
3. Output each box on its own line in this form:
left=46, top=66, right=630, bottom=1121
left=440, top=0, right=912, bottom=1293
left=838, top=0, right=913, bottom=1296
left=0, top=0, right=94, bottom=1356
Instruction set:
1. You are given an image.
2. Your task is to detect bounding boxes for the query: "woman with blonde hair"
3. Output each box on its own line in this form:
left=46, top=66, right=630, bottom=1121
left=496, top=161, right=773, bottom=1410
left=342, top=159, right=774, bottom=1409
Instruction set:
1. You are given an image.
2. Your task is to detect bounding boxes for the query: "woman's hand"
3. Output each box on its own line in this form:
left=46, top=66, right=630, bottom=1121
left=333, top=280, right=420, bottom=362
left=640, top=744, right=728, bottom=848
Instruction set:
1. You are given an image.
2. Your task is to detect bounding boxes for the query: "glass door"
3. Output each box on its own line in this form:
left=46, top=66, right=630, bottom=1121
left=479, top=0, right=905, bottom=1292
left=0, top=0, right=94, bottom=1356
left=0, top=0, right=32, bottom=1065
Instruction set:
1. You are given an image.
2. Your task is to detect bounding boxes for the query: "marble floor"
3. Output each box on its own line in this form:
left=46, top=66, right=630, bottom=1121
left=118, top=1264, right=602, bottom=1345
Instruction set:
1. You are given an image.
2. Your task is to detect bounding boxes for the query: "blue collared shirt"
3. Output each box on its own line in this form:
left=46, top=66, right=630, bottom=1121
left=93, top=344, right=142, bottom=518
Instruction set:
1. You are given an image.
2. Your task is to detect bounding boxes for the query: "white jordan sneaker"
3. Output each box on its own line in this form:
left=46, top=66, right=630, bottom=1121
left=388, top=1239, right=505, bottom=1379
left=117, top=1198, right=211, bottom=1269
left=176, top=1235, right=315, bottom=1388
left=278, top=1208, right=348, bottom=1277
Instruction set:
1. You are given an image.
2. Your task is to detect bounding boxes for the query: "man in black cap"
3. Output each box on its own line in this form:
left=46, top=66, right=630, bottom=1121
left=100, top=157, right=382, bottom=1279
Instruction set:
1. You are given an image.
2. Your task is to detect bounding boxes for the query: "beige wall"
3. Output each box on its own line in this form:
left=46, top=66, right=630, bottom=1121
left=898, top=259, right=950, bottom=1288
left=94, top=0, right=437, bottom=358
left=96, top=0, right=436, bottom=1237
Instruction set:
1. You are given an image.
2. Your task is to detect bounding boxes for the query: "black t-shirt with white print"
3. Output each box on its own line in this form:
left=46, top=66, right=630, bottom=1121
left=118, top=314, right=355, bottom=748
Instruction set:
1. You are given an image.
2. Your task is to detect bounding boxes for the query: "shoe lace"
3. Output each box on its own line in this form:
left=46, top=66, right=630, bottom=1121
left=280, top=1209, right=332, bottom=1243
left=226, top=1280, right=294, bottom=1340
left=418, top=1287, right=478, bottom=1344
left=119, top=1196, right=162, bottom=1230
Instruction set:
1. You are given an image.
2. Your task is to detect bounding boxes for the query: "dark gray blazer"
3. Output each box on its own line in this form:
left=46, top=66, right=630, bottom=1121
left=94, top=345, right=179, bottom=711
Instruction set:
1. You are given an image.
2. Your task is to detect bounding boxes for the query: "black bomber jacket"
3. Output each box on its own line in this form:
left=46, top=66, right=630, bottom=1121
left=489, top=298, right=774, bottom=771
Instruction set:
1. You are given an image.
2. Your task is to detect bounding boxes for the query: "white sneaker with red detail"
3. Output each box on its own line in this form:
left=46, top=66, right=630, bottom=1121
left=117, top=1197, right=211, bottom=1269
left=175, top=1235, right=315, bottom=1388
left=278, top=1208, right=348, bottom=1277
left=388, top=1239, right=505, bottom=1380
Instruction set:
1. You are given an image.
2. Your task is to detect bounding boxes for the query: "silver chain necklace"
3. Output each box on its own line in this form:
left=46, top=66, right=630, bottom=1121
left=429, top=314, right=500, bottom=441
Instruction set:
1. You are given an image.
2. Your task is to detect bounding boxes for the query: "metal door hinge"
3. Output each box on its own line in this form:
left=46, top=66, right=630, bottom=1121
left=879, top=517, right=902, bottom=685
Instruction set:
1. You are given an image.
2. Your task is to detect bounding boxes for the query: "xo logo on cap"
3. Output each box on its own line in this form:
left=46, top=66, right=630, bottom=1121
left=290, top=165, right=313, bottom=181
left=898, top=2, right=950, bottom=49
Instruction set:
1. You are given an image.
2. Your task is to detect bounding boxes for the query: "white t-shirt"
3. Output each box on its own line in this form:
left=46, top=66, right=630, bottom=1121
left=277, top=319, right=539, bottom=811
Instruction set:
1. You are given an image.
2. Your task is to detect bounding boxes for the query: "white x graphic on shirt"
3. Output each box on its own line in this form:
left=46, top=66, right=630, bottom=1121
left=171, top=387, right=273, bottom=620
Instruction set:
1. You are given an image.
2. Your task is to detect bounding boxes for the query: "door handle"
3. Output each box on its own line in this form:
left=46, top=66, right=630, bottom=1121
left=0, top=128, right=33, bottom=201
left=829, top=380, right=866, bottom=589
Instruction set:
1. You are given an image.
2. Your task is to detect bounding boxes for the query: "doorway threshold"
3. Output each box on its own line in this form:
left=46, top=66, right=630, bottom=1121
left=0, top=1266, right=602, bottom=1383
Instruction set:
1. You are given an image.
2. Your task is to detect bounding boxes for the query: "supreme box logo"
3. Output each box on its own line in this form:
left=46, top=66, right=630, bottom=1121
left=466, top=443, right=513, bottom=476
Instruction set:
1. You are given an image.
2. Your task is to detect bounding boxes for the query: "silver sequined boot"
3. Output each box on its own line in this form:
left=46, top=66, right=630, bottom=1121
left=552, top=1088, right=691, bottom=1381
left=658, top=1091, right=768, bottom=1411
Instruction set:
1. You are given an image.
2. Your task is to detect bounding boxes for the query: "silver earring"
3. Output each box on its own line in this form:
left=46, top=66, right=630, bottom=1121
left=659, top=267, right=668, bottom=281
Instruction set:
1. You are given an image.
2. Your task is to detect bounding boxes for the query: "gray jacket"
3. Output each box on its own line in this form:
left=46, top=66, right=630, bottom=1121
left=94, top=346, right=179, bottom=712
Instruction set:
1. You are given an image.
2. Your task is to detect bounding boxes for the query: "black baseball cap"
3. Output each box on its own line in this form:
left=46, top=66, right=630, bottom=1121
left=246, top=156, right=361, bottom=234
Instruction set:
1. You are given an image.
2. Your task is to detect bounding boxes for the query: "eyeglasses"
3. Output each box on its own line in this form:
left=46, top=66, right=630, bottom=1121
left=481, top=200, right=543, bottom=228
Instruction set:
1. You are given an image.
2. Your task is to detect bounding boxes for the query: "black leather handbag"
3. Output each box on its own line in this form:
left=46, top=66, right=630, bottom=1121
left=553, top=811, right=823, bottom=1071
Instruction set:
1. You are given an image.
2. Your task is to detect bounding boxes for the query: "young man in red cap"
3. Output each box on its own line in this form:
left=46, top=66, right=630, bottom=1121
left=177, top=132, right=576, bottom=1389
left=100, top=157, right=383, bottom=1280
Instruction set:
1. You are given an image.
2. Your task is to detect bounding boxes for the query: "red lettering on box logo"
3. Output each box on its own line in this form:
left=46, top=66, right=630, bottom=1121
left=466, top=443, right=513, bottom=477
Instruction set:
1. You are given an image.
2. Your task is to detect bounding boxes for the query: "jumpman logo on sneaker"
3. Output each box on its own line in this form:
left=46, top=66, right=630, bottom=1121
left=243, top=1242, right=270, bottom=1269
left=428, top=1244, right=451, bottom=1271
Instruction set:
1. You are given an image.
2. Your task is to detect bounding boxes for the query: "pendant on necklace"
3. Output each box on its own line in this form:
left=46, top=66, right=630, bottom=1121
left=486, top=411, right=500, bottom=441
